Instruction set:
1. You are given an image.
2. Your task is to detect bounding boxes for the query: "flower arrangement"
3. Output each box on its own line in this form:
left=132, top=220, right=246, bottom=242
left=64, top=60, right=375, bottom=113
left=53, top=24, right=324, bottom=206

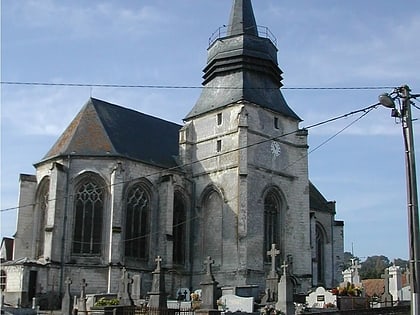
left=217, top=298, right=226, bottom=311
left=260, top=305, right=284, bottom=315
left=94, top=297, right=120, bottom=306
left=190, top=292, right=200, bottom=301
left=190, top=292, right=201, bottom=310
left=330, top=282, right=363, bottom=297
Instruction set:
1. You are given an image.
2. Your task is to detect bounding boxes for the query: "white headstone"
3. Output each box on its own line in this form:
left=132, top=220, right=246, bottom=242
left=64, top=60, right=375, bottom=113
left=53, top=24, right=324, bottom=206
left=388, top=265, right=402, bottom=301
left=221, top=294, right=254, bottom=313
left=306, top=287, right=336, bottom=308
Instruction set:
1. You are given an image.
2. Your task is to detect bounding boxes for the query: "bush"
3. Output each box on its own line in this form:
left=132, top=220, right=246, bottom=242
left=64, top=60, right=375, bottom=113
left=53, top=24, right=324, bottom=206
left=94, top=297, right=120, bottom=306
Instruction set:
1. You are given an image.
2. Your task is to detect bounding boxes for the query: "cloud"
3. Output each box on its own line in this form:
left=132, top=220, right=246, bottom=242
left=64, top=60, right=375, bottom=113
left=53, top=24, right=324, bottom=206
left=1, top=86, right=85, bottom=136
left=4, top=1, right=170, bottom=42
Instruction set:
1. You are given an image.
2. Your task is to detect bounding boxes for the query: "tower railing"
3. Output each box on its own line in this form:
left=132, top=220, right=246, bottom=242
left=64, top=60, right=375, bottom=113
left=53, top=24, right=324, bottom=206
left=208, top=24, right=277, bottom=47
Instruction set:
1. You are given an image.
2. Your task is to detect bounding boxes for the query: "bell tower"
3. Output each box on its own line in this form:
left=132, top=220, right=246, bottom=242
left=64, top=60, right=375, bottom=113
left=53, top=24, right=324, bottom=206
left=181, top=0, right=311, bottom=291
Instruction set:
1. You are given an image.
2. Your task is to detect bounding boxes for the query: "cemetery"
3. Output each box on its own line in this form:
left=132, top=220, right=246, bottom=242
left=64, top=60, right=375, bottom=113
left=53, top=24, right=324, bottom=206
left=2, top=252, right=412, bottom=315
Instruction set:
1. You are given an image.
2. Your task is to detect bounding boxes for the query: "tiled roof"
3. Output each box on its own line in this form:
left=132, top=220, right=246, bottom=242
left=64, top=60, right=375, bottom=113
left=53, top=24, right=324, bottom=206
left=42, top=98, right=182, bottom=168
left=362, top=279, right=384, bottom=297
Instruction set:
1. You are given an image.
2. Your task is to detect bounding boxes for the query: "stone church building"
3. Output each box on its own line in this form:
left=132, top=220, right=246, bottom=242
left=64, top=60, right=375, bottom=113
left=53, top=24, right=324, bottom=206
left=1, top=0, right=344, bottom=307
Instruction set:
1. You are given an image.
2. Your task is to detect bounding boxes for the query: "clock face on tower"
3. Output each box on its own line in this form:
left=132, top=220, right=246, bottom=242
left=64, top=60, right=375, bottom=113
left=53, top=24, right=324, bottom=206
left=271, top=140, right=281, bottom=157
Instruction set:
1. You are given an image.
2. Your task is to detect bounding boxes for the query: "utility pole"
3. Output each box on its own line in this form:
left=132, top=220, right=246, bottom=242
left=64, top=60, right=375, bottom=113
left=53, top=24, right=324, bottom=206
left=379, top=85, right=420, bottom=315
left=400, top=85, right=420, bottom=315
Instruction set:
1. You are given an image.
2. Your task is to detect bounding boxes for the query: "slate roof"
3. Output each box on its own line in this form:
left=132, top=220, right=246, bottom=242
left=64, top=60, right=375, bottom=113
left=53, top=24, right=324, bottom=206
left=185, top=0, right=300, bottom=121
left=42, top=98, right=182, bottom=168
left=309, top=182, right=336, bottom=214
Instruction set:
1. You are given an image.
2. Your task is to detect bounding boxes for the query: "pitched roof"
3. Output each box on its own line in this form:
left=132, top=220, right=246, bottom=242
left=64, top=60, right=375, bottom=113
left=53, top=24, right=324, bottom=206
left=309, top=182, right=336, bottom=214
left=42, top=98, right=182, bottom=168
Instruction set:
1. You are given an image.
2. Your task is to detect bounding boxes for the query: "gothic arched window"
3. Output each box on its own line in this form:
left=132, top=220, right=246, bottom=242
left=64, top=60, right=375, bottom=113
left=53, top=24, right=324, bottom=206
left=173, top=192, right=186, bottom=265
left=72, top=178, right=104, bottom=255
left=316, top=224, right=325, bottom=284
left=264, top=190, right=281, bottom=262
left=203, top=190, right=223, bottom=261
left=125, top=183, right=150, bottom=260
left=35, top=178, right=49, bottom=258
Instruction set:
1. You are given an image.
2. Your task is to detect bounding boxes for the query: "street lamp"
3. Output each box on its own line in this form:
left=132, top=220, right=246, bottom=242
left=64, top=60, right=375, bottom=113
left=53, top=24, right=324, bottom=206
left=379, top=85, right=420, bottom=315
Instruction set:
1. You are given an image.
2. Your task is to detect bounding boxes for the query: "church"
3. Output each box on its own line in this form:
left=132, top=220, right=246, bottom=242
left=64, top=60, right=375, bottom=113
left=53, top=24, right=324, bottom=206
left=1, top=0, right=344, bottom=308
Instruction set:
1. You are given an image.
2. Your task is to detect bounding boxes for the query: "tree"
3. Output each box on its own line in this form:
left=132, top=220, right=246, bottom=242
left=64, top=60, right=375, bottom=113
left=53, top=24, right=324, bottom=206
left=360, top=255, right=391, bottom=279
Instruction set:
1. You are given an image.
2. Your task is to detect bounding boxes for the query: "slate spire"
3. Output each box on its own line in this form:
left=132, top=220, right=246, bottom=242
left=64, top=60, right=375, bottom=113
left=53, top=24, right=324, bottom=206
left=227, top=0, right=258, bottom=36
left=185, top=0, right=300, bottom=121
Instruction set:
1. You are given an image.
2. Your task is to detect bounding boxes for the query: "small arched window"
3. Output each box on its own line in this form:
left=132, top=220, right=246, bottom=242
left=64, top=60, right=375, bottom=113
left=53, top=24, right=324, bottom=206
left=264, top=190, right=281, bottom=262
left=173, top=192, right=186, bottom=265
left=125, top=183, right=150, bottom=260
left=73, top=177, right=104, bottom=255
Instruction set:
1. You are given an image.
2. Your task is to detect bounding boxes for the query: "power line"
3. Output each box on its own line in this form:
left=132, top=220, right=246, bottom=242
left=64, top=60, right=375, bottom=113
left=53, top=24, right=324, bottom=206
left=0, top=101, right=378, bottom=214
left=0, top=81, right=395, bottom=91
left=1, top=105, right=377, bottom=247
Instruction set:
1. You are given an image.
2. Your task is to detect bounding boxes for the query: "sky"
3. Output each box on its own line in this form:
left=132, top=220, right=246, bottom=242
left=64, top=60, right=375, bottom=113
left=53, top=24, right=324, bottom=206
left=1, top=0, right=420, bottom=263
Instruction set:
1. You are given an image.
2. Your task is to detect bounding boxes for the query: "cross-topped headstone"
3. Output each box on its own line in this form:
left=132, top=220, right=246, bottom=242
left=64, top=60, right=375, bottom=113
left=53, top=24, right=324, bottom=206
left=350, top=258, right=362, bottom=284
left=155, top=256, right=163, bottom=271
left=80, top=279, right=87, bottom=299
left=281, top=261, right=288, bottom=276
left=61, top=278, right=73, bottom=315
left=118, top=268, right=134, bottom=305
left=204, top=256, right=215, bottom=275
left=381, top=268, right=394, bottom=305
left=78, top=279, right=88, bottom=313
left=65, top=278, right=72, bottom=295
left=267, top=244, right=280, bottom=275
left=381, top=269, right=393, bottom=296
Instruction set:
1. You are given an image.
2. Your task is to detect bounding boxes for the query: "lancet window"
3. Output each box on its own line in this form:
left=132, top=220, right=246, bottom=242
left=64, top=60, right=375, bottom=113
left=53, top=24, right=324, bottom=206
left=73, top=177, right=104, bottom=255
left=125, top=183, right=150, bottom=260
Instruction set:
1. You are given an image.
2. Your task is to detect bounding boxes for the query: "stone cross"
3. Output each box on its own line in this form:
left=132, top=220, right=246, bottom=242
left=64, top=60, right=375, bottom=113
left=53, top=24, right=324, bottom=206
left=80, top=279, right=87, bottom=299
left=78, top=279, right=87, bottom=312
left=204, top=256, right=215, bottom=275
left=61, top=278, right=73, bottom=315
left=267, top=244, right=280, bottom=275
left=155, top=256, right=163, bottom=271
left=381, top=269, right=393, bottom=296
left=350, top=258, right=362, bottom=284
left=281, top=261, right=288, bottom=276
left=118, top=268, right=133, bottom=305
left=65, top=278, right=72, bottom=295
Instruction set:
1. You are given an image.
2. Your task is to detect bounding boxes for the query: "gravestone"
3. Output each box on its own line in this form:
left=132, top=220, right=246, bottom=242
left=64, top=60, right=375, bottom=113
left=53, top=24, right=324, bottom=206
left=388, top=264, right=402, bottom=302
left=61, top=277, right=73, bottom=315
left=306, top=287, right=336, bottom=308
left=132, top=274, right=142, bottom=302
left=221, top=294, right=253, bottom=313
left=350, top=258, right=362, bottom=286
left=199, top=256, right=219, bottom=310
left=342, top=258, right=362, bottom=287
left=148, top=256, right=167, bottom=309
left=176, top=288, right=190, bottom=301
left=262, top=244, right=280, bottom=304
left=78, top=279, right=88, bottom=313
left=381, top=268, right=393, bottom=306
left=118, top=267, right=134, bottom=306
left=276, top=262, right=295, bottom=315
